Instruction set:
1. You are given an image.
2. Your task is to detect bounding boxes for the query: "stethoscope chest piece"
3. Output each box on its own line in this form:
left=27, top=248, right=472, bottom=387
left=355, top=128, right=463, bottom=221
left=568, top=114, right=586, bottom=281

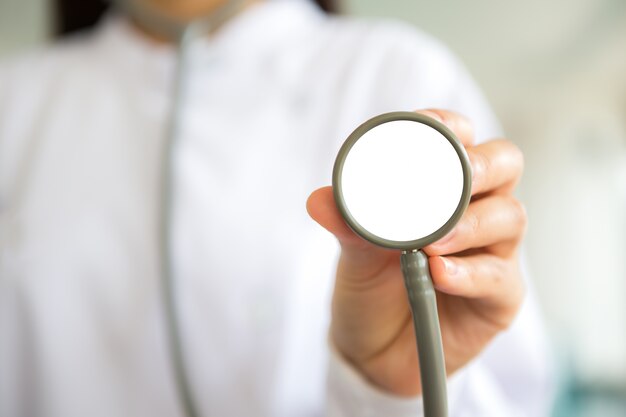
left=332, top=111, right=472, bottom=417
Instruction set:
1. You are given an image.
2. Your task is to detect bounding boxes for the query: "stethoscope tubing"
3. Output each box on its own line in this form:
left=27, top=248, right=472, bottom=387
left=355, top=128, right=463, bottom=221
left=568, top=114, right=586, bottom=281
left=113, top=1, right=245, bottom=417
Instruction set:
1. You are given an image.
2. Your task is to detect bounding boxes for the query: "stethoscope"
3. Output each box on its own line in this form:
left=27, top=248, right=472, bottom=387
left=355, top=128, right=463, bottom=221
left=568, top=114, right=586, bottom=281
left=115, top=2, right=471, bottom=417
left=114, top=1, right=245, bottom=417
left=333, top=112, right=472, bottom=417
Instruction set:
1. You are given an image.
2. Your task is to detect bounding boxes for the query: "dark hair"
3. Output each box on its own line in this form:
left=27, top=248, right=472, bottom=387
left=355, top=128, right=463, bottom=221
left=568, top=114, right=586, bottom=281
left=53, top=0, right=339, bottom=36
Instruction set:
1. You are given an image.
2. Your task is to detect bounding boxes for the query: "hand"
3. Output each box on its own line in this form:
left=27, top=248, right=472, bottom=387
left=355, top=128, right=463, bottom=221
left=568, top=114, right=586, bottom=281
left=306, top=109, right=527, bottom=396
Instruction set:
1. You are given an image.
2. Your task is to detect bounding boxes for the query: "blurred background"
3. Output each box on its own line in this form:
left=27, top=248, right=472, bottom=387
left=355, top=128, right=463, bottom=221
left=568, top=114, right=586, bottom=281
left=1, top=0, right=625, bottom=415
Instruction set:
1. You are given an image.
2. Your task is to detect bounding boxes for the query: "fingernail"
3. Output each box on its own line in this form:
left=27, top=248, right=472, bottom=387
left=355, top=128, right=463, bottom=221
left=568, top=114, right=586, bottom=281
left=419, top=110, right=444, bottom=124
left=441, top=257, right=458, bottom=277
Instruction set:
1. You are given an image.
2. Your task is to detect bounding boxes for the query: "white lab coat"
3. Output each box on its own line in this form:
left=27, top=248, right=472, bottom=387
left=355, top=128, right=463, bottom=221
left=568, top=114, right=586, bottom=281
left=0, top=1, right=552, bottom=416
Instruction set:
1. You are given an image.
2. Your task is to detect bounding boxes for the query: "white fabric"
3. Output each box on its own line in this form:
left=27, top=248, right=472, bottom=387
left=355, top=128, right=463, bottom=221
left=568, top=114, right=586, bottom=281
left=0, top=1, right=552, bottom=416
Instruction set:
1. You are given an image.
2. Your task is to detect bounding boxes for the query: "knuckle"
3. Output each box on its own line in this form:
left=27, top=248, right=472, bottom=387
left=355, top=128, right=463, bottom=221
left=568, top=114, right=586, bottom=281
left=508, top=197, right=528, bottom=233
left=479, top=258, right=527, bottom=332
left=508, top=141, right=525, bottom=175
left=466, top=207, right=482, bottom=236
left=471, top=150, right=491, bottom=186
left=499, top=139, right=525, bottom=176
left=501, top=280, right=527, bottom=330
left=462, top=260, right=480, bottom=293
left=495, top=312, right=516, bottom=332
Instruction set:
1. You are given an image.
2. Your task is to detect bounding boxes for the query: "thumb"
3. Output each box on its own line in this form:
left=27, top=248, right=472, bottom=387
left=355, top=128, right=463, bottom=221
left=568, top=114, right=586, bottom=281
left=306, top=186, right=369, bottom=249
left=307, top=186, right=396, bottom=275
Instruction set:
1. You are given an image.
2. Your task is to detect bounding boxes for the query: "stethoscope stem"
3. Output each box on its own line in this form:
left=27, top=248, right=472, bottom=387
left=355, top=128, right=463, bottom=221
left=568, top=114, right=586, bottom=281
left=401, top=250, right=449, bottom=417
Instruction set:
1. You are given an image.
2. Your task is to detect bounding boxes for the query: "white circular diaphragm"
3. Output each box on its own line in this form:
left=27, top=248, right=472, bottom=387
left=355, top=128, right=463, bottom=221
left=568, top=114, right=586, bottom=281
left=333, top=113, right=471, bottom=249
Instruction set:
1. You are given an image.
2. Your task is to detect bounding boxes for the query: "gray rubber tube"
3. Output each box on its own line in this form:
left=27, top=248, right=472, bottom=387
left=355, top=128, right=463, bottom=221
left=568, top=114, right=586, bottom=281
left=401, top=250, right=448, bottom=417
left=112, top=2, right=246, bottom=417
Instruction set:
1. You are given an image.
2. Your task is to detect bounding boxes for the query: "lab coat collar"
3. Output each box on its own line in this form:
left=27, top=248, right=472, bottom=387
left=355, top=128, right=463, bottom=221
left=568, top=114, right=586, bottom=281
left=93, top=0, right=325, bottom=83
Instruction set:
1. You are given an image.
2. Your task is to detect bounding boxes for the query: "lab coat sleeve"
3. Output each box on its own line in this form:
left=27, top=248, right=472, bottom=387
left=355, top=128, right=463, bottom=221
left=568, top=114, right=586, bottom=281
left=326, top=341, right=425, bottom=417
left=326, top=346, right=525, bottom=417
left=325, top=297, right=543, bottom=417
left=325, top=22, right=553, bottom=416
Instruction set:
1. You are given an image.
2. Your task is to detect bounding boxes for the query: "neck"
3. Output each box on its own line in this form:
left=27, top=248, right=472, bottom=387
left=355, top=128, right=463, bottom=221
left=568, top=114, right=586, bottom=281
left=124, top=0, right=260, bottom=44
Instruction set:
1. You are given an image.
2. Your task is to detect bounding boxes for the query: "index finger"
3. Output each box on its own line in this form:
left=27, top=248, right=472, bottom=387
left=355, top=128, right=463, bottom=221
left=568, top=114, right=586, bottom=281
left=467, top=139, right=524, bottom=196
left=415, top=109, right=475, bottom=147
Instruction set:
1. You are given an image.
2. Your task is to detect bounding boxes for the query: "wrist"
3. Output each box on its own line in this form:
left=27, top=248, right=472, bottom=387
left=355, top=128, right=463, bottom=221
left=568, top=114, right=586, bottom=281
left=330, top=327, right=424, bottom=397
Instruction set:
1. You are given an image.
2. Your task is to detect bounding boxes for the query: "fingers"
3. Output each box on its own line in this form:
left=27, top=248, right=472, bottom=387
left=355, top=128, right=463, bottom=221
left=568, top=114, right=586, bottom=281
left=415, top=109, right=475, bottom=147
left=414, top=111, right=524, bottom=196
left=424, top=195, right=528, bottom=257
left=468, top=139, right=524, bottom=196
left=429, top=254, right=525, bottom=309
